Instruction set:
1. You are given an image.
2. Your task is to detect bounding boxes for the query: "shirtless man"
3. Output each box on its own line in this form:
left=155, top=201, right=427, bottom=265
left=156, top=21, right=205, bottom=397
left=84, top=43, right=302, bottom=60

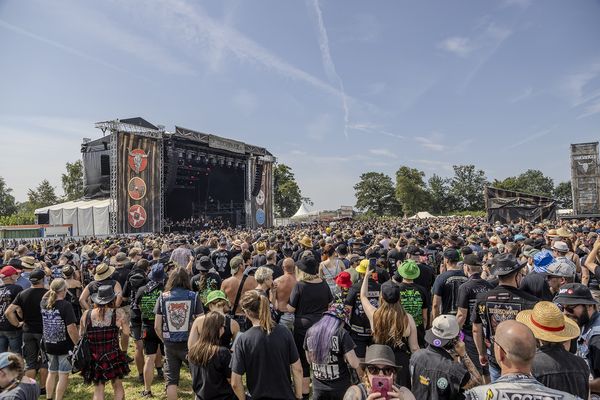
left=221, top=256, right=256, bottom=332
left=273, top=257, right=296, bottom=330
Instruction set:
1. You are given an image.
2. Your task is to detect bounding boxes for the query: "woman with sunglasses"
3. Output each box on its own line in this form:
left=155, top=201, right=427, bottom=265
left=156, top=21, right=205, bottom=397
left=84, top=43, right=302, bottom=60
left=344, top=345, right=414, bottom=400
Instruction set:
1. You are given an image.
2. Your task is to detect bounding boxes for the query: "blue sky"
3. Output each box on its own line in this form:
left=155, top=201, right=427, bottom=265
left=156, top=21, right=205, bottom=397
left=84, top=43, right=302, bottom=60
left=1, top=0, right=600, bottom=211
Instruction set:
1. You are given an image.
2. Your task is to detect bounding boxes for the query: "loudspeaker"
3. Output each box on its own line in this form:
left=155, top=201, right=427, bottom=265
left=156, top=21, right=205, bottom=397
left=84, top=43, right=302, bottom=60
left=251, top=163, right=264, bottom=197
left=100, top=155, right=110, bottom=176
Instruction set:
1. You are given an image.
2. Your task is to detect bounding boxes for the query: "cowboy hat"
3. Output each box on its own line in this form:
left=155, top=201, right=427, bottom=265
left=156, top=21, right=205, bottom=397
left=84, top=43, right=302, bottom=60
left=94, top=263, right=115, bottom=281
left=556, top=227, right=573, bottom=238
left=20, top=256, right=38, bottom=270
left=360, top=344, right=399, bottom=368
left=91, top=285, right=117, bottom=305
left=299, top=236, right=313, bottom=248
left=516, top=301, right=579, bottom=342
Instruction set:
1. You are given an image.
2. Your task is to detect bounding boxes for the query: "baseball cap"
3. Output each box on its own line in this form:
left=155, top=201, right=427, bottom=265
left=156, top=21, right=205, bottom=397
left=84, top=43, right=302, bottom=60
left=443, top=248, right=460, bottom=262
left=196, top=256, right=212, bottom=272
left=29, top=268, right=46, bottom=284
left=425, top=315, right=460, bottom=347
left=0, top=266, right=19, bottom=278
left=546, top=259, right=576, bottom=279
left=462, top=254, right=481, bottom=267
left=554, top=283, right=598, bottom=306
left=381, top=281, right=400, bottom=304
left=552, top=241, right=569, bottom=253
left=406, top=245, right=423, bottom=256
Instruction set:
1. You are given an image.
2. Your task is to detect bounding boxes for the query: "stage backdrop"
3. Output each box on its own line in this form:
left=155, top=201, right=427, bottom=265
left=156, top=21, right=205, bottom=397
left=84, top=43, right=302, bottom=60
left=116, top=132, right=161, bottom=233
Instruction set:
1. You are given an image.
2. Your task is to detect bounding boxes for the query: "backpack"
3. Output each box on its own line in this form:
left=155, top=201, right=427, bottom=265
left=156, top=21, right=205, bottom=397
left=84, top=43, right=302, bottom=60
left=140, top=283, right=161, bottom=321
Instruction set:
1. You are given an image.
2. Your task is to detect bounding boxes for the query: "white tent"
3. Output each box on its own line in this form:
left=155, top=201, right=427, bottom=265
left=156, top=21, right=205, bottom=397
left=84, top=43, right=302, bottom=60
left=35, top=199, right=111, bottom=236
left=291, top=203, right=320, bottom=220
left=408, top=211, right=437, bottom=219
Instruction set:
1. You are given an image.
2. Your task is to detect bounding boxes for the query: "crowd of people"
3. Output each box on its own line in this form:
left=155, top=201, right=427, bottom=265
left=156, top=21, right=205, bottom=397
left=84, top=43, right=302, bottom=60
left=0, top=216, right=599, bottom=399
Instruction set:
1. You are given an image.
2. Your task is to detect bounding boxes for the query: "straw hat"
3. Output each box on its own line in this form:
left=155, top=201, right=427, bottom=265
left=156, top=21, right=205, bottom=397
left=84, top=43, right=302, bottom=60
left=94, top=263, right=115, bottom=281
left=556, top=227, right=573, bottom=238
left=299, top=236, right=313, bottom=248
left=516, top=301, right=579, bottom=343
left=20, top=256, right=39, bottom=270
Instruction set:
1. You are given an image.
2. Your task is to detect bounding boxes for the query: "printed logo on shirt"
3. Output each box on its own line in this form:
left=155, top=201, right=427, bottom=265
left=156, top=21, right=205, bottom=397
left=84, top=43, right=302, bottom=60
left=399, top=288, right=424, bottom=326
left=166, top=300, right=191, bottom=332
left=495, top=390, right=563, bottom=400
left=42, top=309, right=67, bottom=344
left=419, top=375, right=430, bottom=386
left=485, top=301, right=523, bottom=338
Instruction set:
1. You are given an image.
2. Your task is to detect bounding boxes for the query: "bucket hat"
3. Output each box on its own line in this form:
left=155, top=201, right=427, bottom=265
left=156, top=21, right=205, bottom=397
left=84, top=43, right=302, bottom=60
left=398, top=260, right=420, bottom=280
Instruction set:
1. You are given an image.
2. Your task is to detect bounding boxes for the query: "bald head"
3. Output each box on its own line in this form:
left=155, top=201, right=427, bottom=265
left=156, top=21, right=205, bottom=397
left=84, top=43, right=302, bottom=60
left=282, top=257, right=295, bottom=273
left=495, top=320, right=536, bottom=369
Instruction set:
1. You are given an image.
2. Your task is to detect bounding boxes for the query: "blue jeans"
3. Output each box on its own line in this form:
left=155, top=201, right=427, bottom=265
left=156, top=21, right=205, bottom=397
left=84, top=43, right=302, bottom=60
left=0, top=331, right=22, bottom=354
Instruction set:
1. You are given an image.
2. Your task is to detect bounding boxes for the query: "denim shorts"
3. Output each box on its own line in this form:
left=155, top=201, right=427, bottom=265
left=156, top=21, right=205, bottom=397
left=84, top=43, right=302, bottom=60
left=47, top=354, right=71, bottom=373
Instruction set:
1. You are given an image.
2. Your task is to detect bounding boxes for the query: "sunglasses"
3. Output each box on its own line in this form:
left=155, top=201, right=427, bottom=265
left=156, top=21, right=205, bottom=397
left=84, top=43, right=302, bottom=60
left=557, top=304, right=581, bottom=314
left=366, top=365, right=395, bottom=376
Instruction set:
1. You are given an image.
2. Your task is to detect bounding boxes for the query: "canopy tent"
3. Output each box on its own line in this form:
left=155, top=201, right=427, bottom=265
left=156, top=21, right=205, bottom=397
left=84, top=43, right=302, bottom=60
left=35, top=199, right=111, bottom=236
left=408, top=211, right=436, bottom=219
left=291, top=203, right=320, bottom=221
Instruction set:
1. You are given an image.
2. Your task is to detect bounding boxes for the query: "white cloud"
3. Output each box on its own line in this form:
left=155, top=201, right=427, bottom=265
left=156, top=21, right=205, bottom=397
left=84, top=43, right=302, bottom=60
left=309, top=0, right=350, bottom=138
left=348, top=123, right=404, bottom=140
left=369, top=148, right=396, bottom=158
left=232, top=89, right=258, bottom=116
left=415, top=136, right=446, bottom=152
left=561, top=62, right=600, bottom=118
left=438, top=37, right=474, bottom=57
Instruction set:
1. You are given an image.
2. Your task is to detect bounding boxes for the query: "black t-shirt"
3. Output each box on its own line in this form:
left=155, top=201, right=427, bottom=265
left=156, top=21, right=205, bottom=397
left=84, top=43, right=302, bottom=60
left=264, top=263, right=284, bottom=280
left=397, top=282, right=428, bottom=328
left=433, top=269, right=468, bottom=315
left=189, top=346, right=235, bottom=400
left=345, top=278, right=380, bottom=337
left=110, top=266, right=132, bottom=289
left=211, top=249, right=232, bottom=280
left=532, top=344, right=590, bottom=399
left=472, top=285, right=538, bottom=366
left=414, top=263, right=435, bottom=292
left=190, top=271, right=222, bottom=305
left=86, top=279, right=118, bottom=296
left=456, top=274, right=493, bottom=334
left=304, top=327, right=356, bottom=391
left=41, top=299, right=77, bottom=355
left=12, top=287, right=47, bottom=333
left=231, top=324, right=299, bottom=400
left=0, top=284, right=23, bottom=331
left=135, top=282, right=163, bottom=326
left=122, top=267, right=147, bottom=300
left=289, top=281, right=333, bottom=334
left=519, top=271, right=551, bottom=301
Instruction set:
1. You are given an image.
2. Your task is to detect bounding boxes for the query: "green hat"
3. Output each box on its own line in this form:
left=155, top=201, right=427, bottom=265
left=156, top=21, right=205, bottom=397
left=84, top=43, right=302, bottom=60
left=206, top=290, right=229, bottom=305
left=398, top=260, right=420, bottom=280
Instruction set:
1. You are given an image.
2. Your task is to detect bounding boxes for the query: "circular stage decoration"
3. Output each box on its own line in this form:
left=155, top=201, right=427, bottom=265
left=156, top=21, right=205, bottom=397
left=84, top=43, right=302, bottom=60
left=255, top=208, right=265, bottom=225
left=128, top=177, right=147, bottom=200
left=128, top=148, right=149, bottom=174
left=128, top=205, right=147, bottom=229
left=256, top=189, right=265, bottom=206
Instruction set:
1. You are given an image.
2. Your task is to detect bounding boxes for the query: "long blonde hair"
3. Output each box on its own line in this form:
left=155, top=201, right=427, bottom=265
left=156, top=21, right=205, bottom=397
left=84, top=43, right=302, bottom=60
left=44, top=278, right=66, bottom=310
left=240, top=290, right=274, bottom=334
left=373, top=298, right=407, bottom=348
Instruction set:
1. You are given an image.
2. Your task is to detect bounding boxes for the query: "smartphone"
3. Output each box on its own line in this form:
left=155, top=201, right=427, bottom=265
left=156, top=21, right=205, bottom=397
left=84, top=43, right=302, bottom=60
left=371, top=376, right=392, bottom=400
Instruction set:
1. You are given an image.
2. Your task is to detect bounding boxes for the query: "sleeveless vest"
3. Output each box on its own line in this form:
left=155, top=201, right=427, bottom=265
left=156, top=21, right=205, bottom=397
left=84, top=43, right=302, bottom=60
left=159, top=288, right=198, bottom=343
left=465, top=374, right=579, bottom=400
left=577, top=312, right=600, bottom=379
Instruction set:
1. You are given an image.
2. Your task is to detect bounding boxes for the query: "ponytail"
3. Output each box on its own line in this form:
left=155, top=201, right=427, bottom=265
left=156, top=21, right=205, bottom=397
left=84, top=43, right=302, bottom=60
left=44, top=278, right=66, bottom=310
left=240, top=290, right=275, bottom=334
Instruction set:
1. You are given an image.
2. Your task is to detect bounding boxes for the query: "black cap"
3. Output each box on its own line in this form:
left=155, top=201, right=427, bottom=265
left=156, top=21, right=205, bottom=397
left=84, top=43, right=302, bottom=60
left=381, top=281, right=400, bottom=304
left=406, top=245, right=423, bottom=256
left=29, top=268, right=46, bottom=284
left=196, top=256, right=212, bottom=272
left=443, top=248, right=460, bottom=262
left=554, top=283, right=598, bottom=306
left=491, top=253, right=525, bottom=276
left=463, top=254, right=481, bottom=267
left=297, top=256, right=318, bottom=275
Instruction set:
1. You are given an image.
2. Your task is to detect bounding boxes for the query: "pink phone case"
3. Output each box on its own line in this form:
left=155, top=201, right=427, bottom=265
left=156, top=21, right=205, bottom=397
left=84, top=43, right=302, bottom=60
left=371, top=376, right=392, bottom=400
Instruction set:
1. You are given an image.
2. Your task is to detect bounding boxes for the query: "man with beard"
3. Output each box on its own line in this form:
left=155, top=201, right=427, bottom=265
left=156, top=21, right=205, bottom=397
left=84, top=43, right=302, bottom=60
left=554, top=283, right=600, bottom=397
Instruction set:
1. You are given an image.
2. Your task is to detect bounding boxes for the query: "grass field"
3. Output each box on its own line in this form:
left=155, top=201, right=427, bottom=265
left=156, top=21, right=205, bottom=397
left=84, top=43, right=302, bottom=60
left=63, top=344, right=196, bottom=400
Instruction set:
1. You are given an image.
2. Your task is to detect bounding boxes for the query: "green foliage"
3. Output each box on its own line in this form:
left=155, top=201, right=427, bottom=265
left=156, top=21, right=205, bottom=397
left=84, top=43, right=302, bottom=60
left=449, top=165, right=487, bottom=211
left=0, top=177, right=17, bottom=216
left=26, top=179, right=59, bottom=213
left=274, top=163, right=311, bottom=218
left=395, top=166, right=430, bottom=216
left=0, top=212, right=34, bottom=226
left=62, top=160, right=84, bottom=201
left=554, top=181, right=573, bottom=208
left=493, top=169, right=554, bottom=197
left=354, top=172, right=402, bottom=216
left=427, top=174, right=457, bottom=215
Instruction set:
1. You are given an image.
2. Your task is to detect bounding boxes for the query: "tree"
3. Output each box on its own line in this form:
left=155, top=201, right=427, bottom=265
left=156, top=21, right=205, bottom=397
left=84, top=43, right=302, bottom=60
left=554, top=181, right=573, bottom=208
left=354, top=172, right=402, bottom=216
left=395, top=166, right=430, bottom=216
left=26, top=179, right=59, bottom=212
left=427, top=174, right=456, bottom=215
left=0, top=177, right=17, bottom=216
left=62, top=160, right=84, bottom=201
left=493, top=169, right=554, bottom=197
left=449, top=165, right=487, bottom=211
left=274, top=163, right=311, bottom=218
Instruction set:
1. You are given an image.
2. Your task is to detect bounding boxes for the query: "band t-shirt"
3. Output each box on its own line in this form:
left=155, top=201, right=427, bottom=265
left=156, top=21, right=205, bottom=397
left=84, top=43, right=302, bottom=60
left=456, top=274, right=493, bottom=334
left=433, top=270, right=468, bottom=315
left=0, top=284, right=23, bottom=331
left=397, top=282, right=429, bottom=329
left=304, top=327, right=356, bottom=392
left=231, top=324, right=299, bottom=400
left=11, top=287, right=48, bottom=333
left=41, top=299, right=77, bottom=355
left=211, top=250, right=232, bottom=280
left=345, top=279, right=380, bottom=337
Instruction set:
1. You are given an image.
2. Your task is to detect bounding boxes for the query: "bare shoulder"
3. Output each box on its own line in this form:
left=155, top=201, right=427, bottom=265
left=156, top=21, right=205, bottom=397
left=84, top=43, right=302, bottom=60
left=342, top=386, right=361, bottom=400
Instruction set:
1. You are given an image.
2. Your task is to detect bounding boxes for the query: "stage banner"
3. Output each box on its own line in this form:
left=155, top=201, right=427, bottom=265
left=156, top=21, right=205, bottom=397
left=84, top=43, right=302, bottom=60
left=251, top=161, right=273, bottom=228
left=116, top=132, right=161, bottom=233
